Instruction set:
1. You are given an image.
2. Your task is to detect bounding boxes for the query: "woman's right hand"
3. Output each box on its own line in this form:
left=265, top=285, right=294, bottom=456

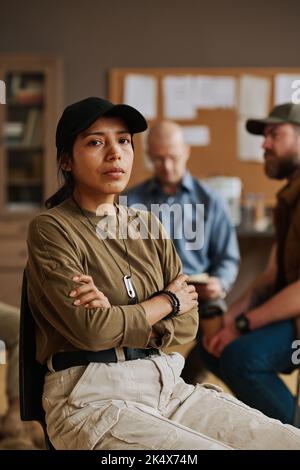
left=165, top=274, right=198, bottom=315
left=70, top=274, right=111, bottom=309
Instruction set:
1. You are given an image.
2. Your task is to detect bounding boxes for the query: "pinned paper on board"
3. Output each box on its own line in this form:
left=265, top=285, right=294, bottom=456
left=274, top=74, right=300, bottom=105
left=0, top=80, right=6, bottom=104
left=239, top=75, right=271, bottom=117
left=181, top=125, right=210, bottom=146
left=163, top=76, right=196, bottom=119
left=238, top=118, right=264, bottom=162
left=124, top=74, right=157, bottom=120
left=192, top=76, right=237, bottom=109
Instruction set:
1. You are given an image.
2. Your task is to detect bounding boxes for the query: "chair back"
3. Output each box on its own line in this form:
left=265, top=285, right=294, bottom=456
left=19, top=270, right=47, bottom=422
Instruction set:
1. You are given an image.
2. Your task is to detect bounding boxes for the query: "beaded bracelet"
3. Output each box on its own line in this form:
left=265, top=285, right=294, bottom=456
left=150, top=289, right=180, bottom=318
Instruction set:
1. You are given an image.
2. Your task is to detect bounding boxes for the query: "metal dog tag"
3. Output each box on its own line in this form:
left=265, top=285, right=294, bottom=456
left=123, top=275, right=136, bottom=299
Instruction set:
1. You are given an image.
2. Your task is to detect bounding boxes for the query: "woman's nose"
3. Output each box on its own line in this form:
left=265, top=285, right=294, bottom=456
left=107, top=151, right=121, bottom=160
left=106, top=142, right=121, bottom=160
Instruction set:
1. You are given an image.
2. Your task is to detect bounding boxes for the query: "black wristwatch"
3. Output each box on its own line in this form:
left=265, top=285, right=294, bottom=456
left=235, top=313, right=250, bottom=334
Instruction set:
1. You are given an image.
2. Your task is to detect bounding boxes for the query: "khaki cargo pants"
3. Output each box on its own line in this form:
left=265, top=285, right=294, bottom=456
left=43, top=352, right=300, bottom=450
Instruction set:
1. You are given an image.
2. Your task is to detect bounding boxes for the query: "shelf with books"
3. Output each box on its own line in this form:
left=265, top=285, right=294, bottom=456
left=6, top=72, right=44, bottom=106
left=5, top=202, right=42, bottom=213
left=4, top=147, right=44, bottom=210
left=7, top=178, right=42, bottom=186
left=6, top=100, right=44, bottom=108
left=6, top=145, right=44, bottom=152
left=0, top=54, right=62, bottom=305
left=5, top=106, right=44, bottom=148
left=3, top=71, right=46, bottom=210
left=6, top=184, right=43, bottom=208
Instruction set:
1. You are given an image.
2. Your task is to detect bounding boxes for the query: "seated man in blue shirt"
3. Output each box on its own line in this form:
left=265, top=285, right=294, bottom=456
left=124, top=121, right=240, bottom=380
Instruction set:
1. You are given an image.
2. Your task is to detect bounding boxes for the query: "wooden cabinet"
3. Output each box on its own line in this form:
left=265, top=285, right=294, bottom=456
left=0, top=218, right=30, bottom=306
left=0, top=55, right=63, bottom=306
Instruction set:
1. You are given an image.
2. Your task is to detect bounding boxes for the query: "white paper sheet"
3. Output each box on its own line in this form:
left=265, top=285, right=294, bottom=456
left=238, top=118, right=264, bottom=162
left=202, top=177, right=242, bottom=225
left=192, top=76, right=237, bottom=108
left=239, top=75, right=270, bottom=117
left=0, top=339, right=6, bottom=365
left=181, top=125, right=210, bottom=146
left=0, top=80, right=6, bottom=104
left=124, top=74, right=157, bottom=120
left=163, top=76, right=196, bottom=119
left=274, top=74, right=300, bottom=104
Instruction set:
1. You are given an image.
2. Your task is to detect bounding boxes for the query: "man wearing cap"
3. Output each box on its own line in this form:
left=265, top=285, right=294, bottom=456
left=200, top=103, right=300, bottom=426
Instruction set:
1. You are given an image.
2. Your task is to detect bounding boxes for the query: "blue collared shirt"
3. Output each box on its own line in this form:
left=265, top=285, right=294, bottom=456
left=124, top=172, right=240, bottom=293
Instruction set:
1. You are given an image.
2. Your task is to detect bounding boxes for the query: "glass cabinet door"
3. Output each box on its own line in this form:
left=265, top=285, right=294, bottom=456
left=4, top=71, right=45, bottom=211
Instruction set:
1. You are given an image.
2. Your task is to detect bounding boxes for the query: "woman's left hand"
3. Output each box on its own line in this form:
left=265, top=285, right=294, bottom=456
left=69, top=274, right=111, bottom=309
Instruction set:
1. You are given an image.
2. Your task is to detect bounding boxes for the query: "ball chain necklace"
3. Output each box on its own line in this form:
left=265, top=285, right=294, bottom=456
left=72, top=197, right=138, bottom=305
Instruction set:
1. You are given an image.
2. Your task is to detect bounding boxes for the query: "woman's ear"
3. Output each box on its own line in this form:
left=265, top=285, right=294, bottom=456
left=59, top=152, right=72, bottom=171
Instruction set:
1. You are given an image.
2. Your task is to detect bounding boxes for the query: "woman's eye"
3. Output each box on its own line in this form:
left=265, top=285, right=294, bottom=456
left=119, top=137, right=131, bottom=144
left=88, top=140, right=102, bottom=146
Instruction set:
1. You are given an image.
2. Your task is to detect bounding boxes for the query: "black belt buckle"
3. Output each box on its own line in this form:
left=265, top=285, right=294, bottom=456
left=124, top=347, right=158, bottom=361
left=125, top=348, right=145, bottom=360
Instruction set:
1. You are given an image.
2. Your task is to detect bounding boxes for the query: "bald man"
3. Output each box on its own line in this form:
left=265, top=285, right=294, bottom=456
left=125, top=121, right=239, bottom=297
left=124, top=122, right=239, bottom=377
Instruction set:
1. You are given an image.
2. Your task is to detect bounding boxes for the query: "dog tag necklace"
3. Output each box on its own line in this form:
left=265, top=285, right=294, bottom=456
left=73, top=198, right=138, bottom=304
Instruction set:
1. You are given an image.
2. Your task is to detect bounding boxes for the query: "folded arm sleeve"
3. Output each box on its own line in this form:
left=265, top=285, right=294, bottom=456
left=27, top=215, right=152, bottom=351
left=147, top=215, right=198, bottom=349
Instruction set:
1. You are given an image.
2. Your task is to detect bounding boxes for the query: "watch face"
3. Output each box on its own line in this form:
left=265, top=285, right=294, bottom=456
left=236, top=314, right=249, bottom=333
left=237, top=317, right=247, bottom=328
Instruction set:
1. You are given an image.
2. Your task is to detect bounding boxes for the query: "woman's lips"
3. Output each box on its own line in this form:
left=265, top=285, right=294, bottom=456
left=103, top=168, right=125, bottom=178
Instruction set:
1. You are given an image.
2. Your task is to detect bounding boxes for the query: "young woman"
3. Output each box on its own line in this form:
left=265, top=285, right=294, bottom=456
left=26, top=97, right=300, bottom=450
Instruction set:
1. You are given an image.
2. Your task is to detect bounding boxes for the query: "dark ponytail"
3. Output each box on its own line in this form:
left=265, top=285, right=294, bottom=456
left=45, top=149, right=74, bottom=209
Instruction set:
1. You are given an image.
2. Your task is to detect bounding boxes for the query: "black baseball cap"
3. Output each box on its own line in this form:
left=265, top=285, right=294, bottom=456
left=246, top=103, right=300, bottom=135
left=56, top=97, right=148, bottom=151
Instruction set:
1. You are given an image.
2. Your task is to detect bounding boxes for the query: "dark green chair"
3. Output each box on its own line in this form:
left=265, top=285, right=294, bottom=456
left=19, top=270, right=55, bottom=450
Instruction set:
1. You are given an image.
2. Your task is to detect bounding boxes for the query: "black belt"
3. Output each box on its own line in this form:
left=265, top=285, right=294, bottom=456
left=51, top=347, right=159, bottom=372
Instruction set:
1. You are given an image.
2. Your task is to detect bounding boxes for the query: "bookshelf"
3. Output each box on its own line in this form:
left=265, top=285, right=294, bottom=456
left=3, top=70, right=46, bottom=211
left=0, top=55, right=63, bottom=305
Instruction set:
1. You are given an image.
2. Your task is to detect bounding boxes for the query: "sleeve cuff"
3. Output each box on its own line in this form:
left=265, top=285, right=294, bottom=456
left=147, top=318, right=174, bottom=349
left=120, top=304, right=152, bottom=348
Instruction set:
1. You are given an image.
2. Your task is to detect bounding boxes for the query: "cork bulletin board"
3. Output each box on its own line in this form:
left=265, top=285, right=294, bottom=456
left=109, top=67, right=300, bottom=206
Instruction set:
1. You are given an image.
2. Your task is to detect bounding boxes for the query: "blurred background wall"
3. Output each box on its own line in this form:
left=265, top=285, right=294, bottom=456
left=1, top=0, right=300, bottom=106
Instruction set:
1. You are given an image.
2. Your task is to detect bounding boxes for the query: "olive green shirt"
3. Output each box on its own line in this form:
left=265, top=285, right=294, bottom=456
left=274, top=175, right=300, bottom=337
left=26, top=198, right=198, bottom=364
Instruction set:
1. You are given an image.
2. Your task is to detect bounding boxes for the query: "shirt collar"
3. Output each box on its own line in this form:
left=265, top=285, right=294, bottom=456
left=181, top=171, right=194, bottom=192
left=277, top=174, right=300, bottom=207
left=147, top=171, right=194, bottom=195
